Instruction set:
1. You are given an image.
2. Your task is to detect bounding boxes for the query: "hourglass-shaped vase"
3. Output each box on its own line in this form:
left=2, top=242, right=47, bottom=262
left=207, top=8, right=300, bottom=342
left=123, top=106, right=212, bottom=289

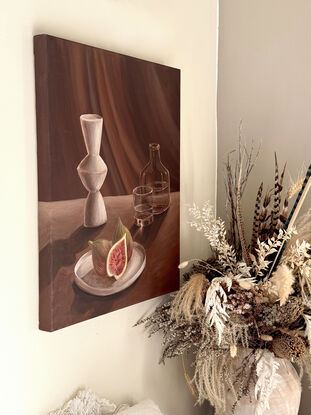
left=77, top=114, right=108, bottom=228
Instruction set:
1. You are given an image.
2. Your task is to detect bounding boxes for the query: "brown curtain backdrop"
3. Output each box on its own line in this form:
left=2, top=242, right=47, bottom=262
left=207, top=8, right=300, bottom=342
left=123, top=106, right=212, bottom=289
left=35, top=35, right=180, bottom=202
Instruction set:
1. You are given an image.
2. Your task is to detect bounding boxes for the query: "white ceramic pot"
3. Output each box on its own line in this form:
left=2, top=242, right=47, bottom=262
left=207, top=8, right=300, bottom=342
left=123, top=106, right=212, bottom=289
left=222, top=356, right=301, bottom=415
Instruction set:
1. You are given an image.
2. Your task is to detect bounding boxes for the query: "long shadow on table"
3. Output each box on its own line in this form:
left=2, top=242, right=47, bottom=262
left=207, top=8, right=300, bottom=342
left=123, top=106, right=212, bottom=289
left=39, top=211, right=166, bottom=294
left=39, top=225, right=105, bottom=293
left=69, top=214, right=167, bottom=317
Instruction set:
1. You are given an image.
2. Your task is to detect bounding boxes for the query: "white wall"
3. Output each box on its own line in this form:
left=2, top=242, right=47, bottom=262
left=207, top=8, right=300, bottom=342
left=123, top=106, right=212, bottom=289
left=217, top=1, right=311, bottom=414
left=0, top=1, right=218, bottom=414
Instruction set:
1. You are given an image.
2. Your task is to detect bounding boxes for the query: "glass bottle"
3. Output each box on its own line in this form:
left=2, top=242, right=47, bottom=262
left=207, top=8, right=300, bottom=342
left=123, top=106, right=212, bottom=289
left=140, top=143, right=170, bottom=214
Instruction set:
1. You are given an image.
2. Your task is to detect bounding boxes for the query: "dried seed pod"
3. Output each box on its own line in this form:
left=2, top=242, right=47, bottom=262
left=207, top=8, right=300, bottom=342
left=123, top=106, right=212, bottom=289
left=272, top=333, right=308, bottom=362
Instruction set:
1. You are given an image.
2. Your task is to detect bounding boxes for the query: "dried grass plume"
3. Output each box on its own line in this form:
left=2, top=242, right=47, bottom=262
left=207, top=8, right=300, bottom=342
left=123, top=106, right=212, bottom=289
left=170, top=274, right=208, bottom=321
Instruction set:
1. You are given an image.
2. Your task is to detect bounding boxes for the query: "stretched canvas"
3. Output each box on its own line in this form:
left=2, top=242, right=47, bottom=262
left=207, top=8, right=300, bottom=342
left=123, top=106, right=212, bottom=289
left=34, top=34, right=180, bottom=331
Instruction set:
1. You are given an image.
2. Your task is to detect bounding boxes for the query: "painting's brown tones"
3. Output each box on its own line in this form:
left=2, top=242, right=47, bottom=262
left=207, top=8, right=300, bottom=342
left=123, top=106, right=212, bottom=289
left=34, top=35, right=180, bottom=202
left=34, top=34, right=180, bottom=331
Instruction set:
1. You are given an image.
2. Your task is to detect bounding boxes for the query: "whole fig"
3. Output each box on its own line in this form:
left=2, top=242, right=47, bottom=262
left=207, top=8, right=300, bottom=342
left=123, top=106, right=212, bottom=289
left=88, top=239, right=111, bottom=276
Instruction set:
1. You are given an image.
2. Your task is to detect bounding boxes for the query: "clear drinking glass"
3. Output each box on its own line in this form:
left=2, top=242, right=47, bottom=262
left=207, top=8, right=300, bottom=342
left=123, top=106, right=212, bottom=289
left=133, top=185, right=154, bottom=227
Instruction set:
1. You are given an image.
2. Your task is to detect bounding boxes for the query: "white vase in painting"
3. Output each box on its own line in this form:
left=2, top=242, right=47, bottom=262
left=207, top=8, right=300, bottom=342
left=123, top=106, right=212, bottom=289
left=77, top=114, right=108, bottom=228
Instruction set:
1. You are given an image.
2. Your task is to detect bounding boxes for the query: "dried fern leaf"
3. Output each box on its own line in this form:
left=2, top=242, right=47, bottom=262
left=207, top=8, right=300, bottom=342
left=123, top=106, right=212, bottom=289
left=254, top=350, right=281, bottom=415
left=189, top=202, right=239, bottom=273
left=205, top=277, right=232, bottom=345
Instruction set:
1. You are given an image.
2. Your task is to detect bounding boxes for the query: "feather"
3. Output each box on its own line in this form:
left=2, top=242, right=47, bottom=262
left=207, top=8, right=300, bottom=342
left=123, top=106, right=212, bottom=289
left=251, top=182, right=264, bottom=252
left=271, top=155, right=286, bottom=233
left=279, top=195, right=289, bottom=228
left=270, top=153, right=280, bottom=232
left=258, top=190, right=272, bottom=241
left=264, top=164, right=311, bottom=279
left=279, top=161, right=287, bottom=187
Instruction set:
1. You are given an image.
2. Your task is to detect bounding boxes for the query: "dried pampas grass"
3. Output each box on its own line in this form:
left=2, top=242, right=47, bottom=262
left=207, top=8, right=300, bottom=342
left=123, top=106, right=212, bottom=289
left=170, top=274, right=208, bottom=321
left=269, top=264, right=295, bottom=306
left=193, top=349, right=229, bottom=411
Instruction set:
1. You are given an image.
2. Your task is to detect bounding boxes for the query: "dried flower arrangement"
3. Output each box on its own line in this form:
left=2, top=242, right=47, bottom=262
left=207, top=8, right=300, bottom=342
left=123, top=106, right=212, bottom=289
left=138, top=133, right=311, bottom=415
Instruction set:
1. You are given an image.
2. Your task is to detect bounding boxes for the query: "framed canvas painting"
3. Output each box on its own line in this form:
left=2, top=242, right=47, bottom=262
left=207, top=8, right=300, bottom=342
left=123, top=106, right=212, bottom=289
left=34, top=34, right=180, bottom=331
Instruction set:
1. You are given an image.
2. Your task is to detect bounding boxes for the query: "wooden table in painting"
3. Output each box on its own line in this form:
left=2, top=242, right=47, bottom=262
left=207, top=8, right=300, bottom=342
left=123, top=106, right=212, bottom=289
left=39, top=192, right=180, bottom=331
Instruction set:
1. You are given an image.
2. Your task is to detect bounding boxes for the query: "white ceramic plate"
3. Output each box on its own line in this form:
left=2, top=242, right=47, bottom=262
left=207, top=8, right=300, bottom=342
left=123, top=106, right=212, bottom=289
left=74, top=242, right=146, bottom=296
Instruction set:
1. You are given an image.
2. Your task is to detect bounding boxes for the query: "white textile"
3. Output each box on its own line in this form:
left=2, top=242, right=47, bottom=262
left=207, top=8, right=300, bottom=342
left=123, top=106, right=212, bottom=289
left=48, top=389, right=164, bottom=415
left=117, top=400, right=163, bottom=415
left=48, top=389, right=116, bottom=415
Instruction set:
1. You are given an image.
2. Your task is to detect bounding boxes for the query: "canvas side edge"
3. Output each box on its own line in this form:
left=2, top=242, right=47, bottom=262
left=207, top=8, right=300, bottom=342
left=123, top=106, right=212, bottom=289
left=34, top=35, right=54, bottom=332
